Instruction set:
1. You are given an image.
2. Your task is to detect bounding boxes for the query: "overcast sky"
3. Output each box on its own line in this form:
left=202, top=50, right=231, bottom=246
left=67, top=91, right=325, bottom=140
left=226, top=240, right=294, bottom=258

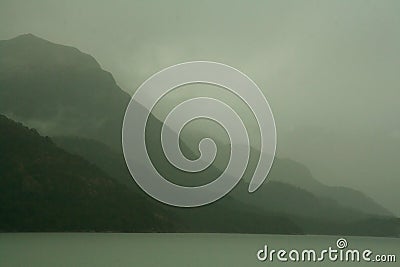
left=1, top=0, right=399, bottom=215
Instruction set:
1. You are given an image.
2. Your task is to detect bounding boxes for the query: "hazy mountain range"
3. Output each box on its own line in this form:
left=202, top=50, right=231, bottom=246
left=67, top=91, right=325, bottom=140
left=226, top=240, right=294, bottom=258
left=0, top=34, right=398, bottom=236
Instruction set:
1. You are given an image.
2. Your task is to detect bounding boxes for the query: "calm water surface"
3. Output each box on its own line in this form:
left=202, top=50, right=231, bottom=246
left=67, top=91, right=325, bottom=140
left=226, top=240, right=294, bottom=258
left=0, top=233, right=398, bottom=266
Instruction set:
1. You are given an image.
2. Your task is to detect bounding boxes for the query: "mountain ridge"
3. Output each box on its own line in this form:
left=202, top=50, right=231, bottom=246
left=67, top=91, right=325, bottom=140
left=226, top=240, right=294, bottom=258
left=0, top=33, right=130, bottom=150
left=0, top=114, right=302, bottom=234
left=0, top=34, right=398, bottom=236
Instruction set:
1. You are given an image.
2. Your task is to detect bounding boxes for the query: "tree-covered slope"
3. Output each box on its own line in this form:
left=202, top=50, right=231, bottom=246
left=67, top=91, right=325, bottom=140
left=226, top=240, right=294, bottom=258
left=0, top=115, right=302, bottom=234
left=0, top=114, right=177, bottom=232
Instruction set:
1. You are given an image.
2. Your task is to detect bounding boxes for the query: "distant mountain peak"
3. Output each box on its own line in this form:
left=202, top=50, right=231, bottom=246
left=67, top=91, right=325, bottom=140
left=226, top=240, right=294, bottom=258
left=5, top=33, right=63, bottom=48
left=0, top=34, right=130, bottom=150
left=11, top=33, right=45, bottom=41
left=0, top=33, right=101, bottom=70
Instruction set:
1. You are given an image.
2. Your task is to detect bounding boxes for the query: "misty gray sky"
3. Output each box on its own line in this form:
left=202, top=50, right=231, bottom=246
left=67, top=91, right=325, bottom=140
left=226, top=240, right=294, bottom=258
left=1, top=0, right=399, bottom=215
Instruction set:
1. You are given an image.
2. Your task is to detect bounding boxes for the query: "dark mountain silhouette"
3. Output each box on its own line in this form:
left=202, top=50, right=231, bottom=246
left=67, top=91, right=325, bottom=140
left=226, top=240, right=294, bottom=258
left=0, top=114, right=302, bottom=234
left=53, top=135, right=399, bottom=236
left=0, top=34, right=129, bottom=150
left=0, top=34, right=398, bottom=236
left=0, top=114, right=176, bottom=232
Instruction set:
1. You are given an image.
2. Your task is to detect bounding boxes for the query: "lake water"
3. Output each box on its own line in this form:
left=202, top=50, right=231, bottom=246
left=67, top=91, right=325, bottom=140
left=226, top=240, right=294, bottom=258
left=0, top=234, right=398, bottom=266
